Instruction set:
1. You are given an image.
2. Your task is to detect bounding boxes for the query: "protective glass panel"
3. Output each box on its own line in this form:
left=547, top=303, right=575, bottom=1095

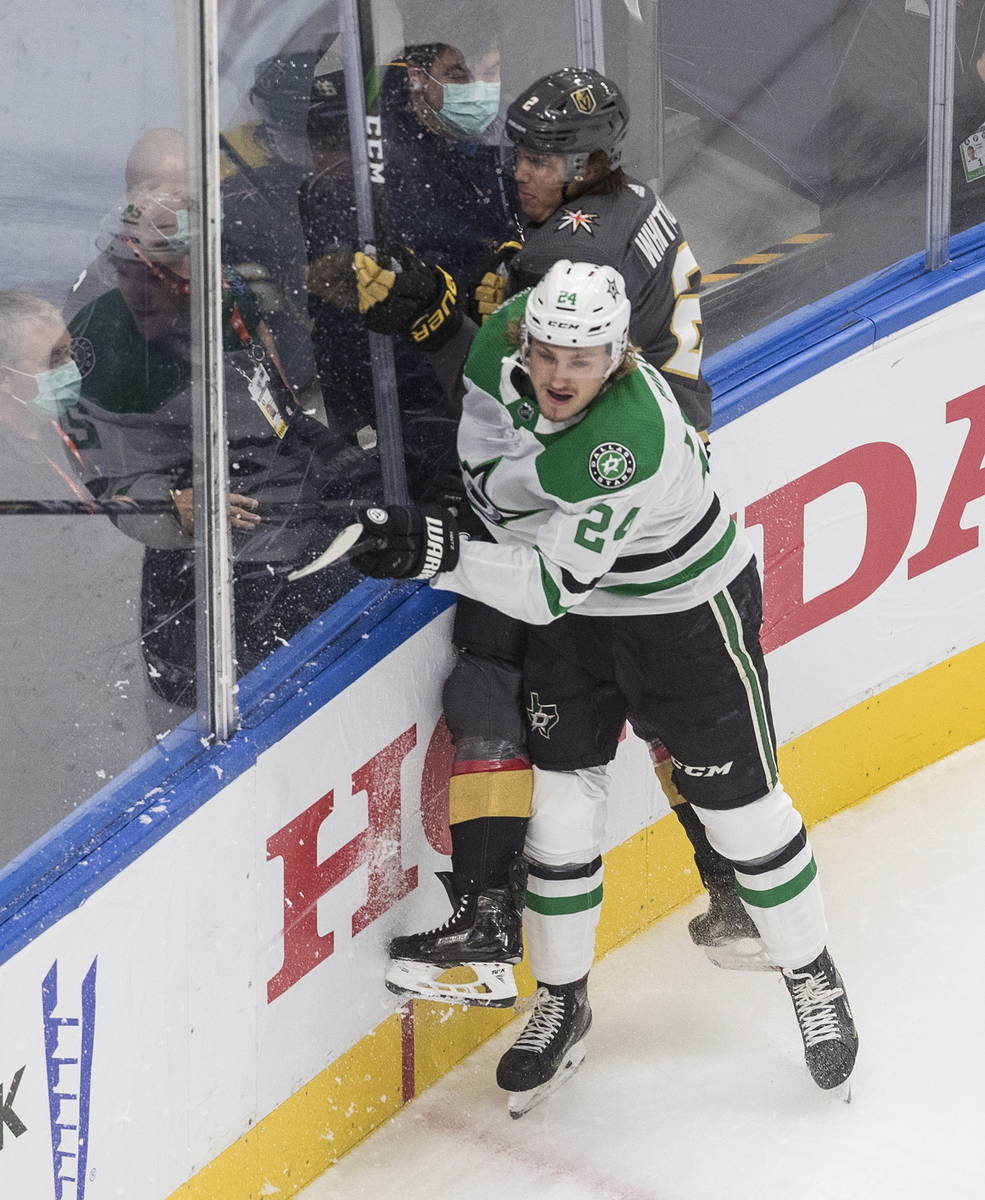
left=0, top=3, right=203, bottom=867
left=951, top=2, right=985, bottom=237
left=648, top=0, right=933, bottom=350
left=214, top=1, right=379, bottom=704
left=209, top=0, right=576, bottom=707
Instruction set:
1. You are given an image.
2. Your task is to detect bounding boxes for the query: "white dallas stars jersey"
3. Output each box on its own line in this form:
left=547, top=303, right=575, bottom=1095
left=435, top=292, right=752, bottom=625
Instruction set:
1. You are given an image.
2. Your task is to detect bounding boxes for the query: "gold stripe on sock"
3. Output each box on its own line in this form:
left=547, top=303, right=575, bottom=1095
left=448, top=769, right=533, bottom=824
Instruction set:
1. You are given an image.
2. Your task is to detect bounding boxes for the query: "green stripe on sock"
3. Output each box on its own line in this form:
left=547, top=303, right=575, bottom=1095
left=524, top=885, right=603, bottom=915
left=735, top=857, right=817, bottom=909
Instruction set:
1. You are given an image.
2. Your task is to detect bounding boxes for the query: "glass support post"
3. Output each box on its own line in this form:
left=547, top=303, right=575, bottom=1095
left=925, top=0, right=956, bottom=271
left=653, top=1, right=665, bottom=191
left=183, top=0, right=238, bottom=740
left=575, top=0, right=606, bottom=72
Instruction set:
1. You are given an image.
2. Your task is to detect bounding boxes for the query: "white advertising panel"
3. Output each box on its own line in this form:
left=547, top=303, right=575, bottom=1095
left=713, top=293, right=985, bottom=738
left=0, top=614, right=664, bottom=1197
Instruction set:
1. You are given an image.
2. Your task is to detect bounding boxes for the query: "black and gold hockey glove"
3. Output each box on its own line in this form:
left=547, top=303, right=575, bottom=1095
left=350, top=504, right=461, bottom=579
left=353, top=245, right=461, bottom=349
left=471, top=238, right=523, bottom=323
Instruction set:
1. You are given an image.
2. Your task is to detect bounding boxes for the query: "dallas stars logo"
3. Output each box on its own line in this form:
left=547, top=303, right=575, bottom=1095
left=527, top=692, right=560, bottom=739
left=70, top=336, right=96, bottom=378
left=588, top=442, right=636, bottom=489
left=556, top=208, right=598, bottom=236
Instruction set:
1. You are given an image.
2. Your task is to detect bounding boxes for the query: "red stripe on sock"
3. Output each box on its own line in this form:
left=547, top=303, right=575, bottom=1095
left=451, top=757, right=531, bottom=776
left=400, top=1002, right=415, bottom=1102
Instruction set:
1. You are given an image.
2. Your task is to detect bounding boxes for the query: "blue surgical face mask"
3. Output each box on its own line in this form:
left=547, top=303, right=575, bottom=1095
left=8, top=360, right=83, bottom=416
left=436, top=80, right=500, bottom=136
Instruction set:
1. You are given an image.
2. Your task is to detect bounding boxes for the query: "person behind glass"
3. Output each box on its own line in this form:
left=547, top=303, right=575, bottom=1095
left=64, top=127, right=190, bottom=322
left=0, top=293, right=90, bottom=498
left=367, top=33, right=521, bottom=498
left=0, top=293, right=159, bottom=807
left=357, top=68, right=758, bottom=989
left=379, top=33, right=515, bottom=285
left=65, top=192, right=368, bottom=708
left=342, top=262, right=859, bottom=1112
left=222, top=45, right=362, bottom=423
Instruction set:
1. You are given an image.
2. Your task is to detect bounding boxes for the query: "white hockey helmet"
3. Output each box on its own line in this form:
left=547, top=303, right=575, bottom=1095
left=523, top=260, right=631, bottom=380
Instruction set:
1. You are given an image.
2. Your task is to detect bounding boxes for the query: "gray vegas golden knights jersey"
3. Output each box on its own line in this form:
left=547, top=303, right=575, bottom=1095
left=434, top=292, right=752, bottom=625
left=508, top=177, right=712, bottom=431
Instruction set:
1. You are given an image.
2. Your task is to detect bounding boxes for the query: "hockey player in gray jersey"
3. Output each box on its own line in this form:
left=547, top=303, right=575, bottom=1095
left=356, top=68, right=760, bottom=990
left=342, top=262, right=858, bottom=1112
left=500, top=67, right=711, bottom=431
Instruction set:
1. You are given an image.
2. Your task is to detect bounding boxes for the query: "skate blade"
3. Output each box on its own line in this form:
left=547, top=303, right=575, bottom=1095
left=385, top=959, right=518, bottom=1008
left=506, top=1040, right=587, bottom=1119
left=836, top=1079, right=852, bottom=1104
left=702, top=937, right=773, bottom=972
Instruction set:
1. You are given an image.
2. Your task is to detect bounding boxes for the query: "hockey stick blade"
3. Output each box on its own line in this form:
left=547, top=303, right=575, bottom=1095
left=287, top=523, right=365, bottom=580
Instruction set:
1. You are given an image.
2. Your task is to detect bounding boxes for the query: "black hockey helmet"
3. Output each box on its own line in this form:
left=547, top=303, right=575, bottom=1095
left=250, top=50, right=347, bottom=133
left=505, top=67, right=629, bottom=171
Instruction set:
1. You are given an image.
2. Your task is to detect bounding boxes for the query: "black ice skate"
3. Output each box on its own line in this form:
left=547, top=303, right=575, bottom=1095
left=688, top=886, right=771, bottom=971
left=783, top=948, right=858, bottom=1097
left=385, top=871, right=523, bottom=1008
left=496, top=976, right=592, bottom=1118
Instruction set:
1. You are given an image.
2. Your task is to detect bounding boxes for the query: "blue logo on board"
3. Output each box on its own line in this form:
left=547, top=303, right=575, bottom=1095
left=42, top=958, right=97, bottom=1200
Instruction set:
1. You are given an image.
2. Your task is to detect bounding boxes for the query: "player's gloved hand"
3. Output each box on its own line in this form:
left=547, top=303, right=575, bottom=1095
left=307, top=247, right=358, bottom=309
left=352, top=245, right=462, bottom=349
left=350, top=504, right=461, bottom=579
left=471, top=238, right=523, bottom=323
left=420, top=469, right=468, bottom=516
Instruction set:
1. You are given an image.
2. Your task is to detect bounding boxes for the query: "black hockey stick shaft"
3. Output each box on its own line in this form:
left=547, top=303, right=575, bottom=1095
left=0, top=498, right=371, bottom=517
left=339, top=0, right=409, bottom=505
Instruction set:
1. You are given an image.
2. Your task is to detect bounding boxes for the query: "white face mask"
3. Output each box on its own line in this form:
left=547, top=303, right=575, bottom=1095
left=6, top=359, right=83, bottom=416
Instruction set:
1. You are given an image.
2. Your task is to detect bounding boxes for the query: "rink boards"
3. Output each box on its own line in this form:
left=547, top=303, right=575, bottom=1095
left=0, top=282, right=983, bottom=1198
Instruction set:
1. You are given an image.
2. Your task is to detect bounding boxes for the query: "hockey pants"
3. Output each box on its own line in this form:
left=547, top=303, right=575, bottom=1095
left=443, top=597, right=738, bottom=898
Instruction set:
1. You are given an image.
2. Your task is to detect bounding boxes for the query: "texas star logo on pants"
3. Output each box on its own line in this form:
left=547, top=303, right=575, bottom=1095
left=527, top=692, right=560, bottom=738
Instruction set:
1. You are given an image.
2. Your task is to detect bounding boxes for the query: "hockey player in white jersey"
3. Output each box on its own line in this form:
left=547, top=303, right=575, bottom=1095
left=343, top=262, right=858, bottom=1113
left=356, top=68, right=763, bottom=985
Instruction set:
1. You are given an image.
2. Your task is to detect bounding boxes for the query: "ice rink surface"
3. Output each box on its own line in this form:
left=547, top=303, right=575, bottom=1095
left=300, top=740, right=985, bottom=1200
